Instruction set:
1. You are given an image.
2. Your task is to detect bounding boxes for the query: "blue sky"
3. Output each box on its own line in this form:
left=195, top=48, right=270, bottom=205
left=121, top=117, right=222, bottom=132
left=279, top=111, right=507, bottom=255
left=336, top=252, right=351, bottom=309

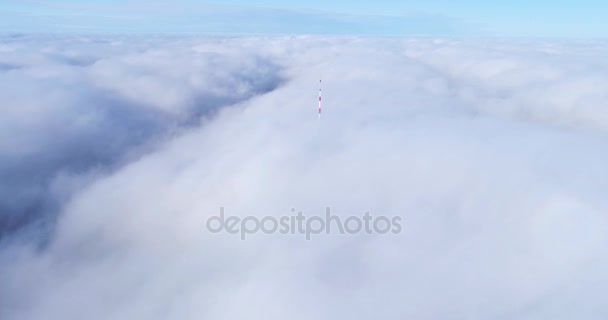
left=0, top=0, right=606, bottom=38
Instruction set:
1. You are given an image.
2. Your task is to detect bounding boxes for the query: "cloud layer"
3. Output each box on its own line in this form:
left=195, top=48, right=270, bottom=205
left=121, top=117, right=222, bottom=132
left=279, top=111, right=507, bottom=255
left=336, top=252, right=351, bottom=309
left=1, top=35, right=608, bottom=319
left=0, top=34, right=284, bottom=238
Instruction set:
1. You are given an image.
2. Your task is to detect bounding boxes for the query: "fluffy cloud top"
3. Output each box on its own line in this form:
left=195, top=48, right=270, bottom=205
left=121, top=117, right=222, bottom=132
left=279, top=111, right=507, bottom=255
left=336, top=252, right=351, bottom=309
left=1, top=35, right=608, bottom=319
left=0, top=34, right=284, bottom=238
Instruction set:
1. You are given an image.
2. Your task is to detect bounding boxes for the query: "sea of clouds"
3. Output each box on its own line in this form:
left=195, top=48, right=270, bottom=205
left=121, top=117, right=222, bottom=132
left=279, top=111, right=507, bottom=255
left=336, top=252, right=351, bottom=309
left=1, top=34, right=608, bottom=319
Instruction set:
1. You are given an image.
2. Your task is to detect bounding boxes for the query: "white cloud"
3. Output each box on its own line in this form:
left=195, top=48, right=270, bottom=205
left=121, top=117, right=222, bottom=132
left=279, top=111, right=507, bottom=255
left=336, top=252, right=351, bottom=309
left=0, top=34, right=284, bottom=237
left=1, top=35, right=608, bottom=319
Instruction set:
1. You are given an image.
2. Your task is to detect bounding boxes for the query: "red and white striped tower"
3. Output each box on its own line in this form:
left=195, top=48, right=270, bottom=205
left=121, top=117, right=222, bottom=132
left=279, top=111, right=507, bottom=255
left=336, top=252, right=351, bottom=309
left=318, top=79, right=322, bottom=119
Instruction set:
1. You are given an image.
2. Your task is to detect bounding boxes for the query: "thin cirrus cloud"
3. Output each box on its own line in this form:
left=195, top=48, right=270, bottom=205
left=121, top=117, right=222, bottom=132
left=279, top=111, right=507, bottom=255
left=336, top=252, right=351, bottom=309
left=1, top=34, right=608, bottom=319
left=2, top=0, right=608, bottom=37
left=0, top=1, right=477, bottom=35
